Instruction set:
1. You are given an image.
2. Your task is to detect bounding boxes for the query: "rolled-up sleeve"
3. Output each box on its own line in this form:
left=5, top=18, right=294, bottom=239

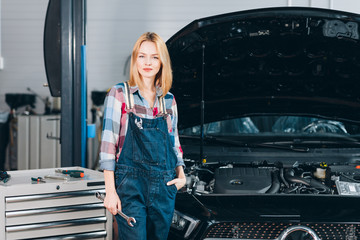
left=170, top=97, right=185, bottom=168
left=99, top=87, right=122, bottom=171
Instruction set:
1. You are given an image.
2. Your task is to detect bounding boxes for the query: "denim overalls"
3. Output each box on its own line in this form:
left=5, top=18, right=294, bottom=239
left=114, top=84, right=178, bottom=240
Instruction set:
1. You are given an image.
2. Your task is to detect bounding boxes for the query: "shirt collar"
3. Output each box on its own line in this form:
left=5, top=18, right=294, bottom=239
left=130, top=84, right=163, bottom=97
left=129, top=85, right=139, bottom=94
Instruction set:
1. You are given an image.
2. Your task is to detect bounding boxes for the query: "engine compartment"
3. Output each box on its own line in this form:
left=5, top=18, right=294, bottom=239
left=184, top=160, right=360, bottom=196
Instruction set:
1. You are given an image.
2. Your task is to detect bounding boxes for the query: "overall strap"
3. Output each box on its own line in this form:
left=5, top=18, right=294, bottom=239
left=123, top=82, right=134, bottom=110
left=158, top=96, right=166, bottom=114
left=125, top=81, right=166, bottom=114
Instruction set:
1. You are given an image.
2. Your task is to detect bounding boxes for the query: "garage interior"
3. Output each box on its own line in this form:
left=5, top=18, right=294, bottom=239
left=0, top=0, right=360, bottom=240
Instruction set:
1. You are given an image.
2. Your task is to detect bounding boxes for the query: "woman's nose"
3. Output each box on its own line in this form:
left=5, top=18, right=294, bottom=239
left=145, top=57, right=152, bottom=65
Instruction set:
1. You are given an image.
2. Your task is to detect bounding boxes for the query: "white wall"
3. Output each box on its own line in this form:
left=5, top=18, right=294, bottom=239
left=0, top=0, right=48, bottom=113
left=0, top=0, right=359, bottom=112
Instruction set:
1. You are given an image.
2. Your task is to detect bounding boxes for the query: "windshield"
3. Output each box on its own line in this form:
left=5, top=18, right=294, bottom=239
left=179, top=116, right=360, bottom=137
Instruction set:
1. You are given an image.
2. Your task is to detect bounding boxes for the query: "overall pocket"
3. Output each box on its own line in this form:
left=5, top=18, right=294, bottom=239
left=163, top=173, right=178, bottom=197
left=132, top=128, right=166, bottom=165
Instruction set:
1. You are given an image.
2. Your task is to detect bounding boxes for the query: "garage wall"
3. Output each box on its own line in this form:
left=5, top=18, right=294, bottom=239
left=0, top=0, right=48, bottom=112
left=0, top=0, right=359, bottom=113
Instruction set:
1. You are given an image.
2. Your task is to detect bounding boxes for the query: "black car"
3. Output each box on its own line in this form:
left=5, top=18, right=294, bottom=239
left=166, top=7, right=360, bottom=240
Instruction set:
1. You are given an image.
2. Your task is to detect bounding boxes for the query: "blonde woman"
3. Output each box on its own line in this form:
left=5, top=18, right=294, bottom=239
left=99, top=32, right=186, bottom=240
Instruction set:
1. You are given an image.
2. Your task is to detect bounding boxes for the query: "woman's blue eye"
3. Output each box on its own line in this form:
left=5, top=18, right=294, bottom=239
left=139, top=55, right=144, bottom=58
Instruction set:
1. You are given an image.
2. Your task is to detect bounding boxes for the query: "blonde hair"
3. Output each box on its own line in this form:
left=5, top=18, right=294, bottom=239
left=129, top=32, right=173, bottom=97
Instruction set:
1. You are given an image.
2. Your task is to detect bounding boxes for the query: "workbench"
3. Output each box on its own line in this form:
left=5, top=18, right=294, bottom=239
left=0, top=167, right=112, bottom=240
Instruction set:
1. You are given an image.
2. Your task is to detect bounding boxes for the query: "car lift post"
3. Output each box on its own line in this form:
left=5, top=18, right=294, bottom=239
left=60, top=0, right=87, bottom=167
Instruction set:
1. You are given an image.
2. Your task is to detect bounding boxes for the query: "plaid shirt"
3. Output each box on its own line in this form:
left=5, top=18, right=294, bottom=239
left=99, top=82, right=184, bottom=171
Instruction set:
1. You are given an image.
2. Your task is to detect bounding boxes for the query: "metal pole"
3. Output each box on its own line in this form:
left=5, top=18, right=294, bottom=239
left=60, top=0, right=74, bottom=167
left=200, top=44, right=205, bottom=163
left=72, top=0, right=86, bottom=167
left=60, top=0, right=86, bottom=167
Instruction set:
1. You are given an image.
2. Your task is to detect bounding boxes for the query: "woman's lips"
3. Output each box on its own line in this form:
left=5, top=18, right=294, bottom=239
left=143, top=68, right=152, bottom=72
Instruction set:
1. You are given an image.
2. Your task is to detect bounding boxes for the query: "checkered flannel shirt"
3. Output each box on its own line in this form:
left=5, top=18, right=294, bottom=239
left=99, top=82, right=184, bottom=171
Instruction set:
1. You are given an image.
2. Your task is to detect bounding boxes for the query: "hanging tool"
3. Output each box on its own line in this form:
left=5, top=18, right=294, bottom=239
left=55, top=169, right=84, bottom=178
left=31, top=177, right=46, bottom=183
left=95, top=191, right=136, bottom=227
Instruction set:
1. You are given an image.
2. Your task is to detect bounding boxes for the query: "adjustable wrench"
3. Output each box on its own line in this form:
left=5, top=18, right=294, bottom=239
left=95, top=192, right=136, bottom=227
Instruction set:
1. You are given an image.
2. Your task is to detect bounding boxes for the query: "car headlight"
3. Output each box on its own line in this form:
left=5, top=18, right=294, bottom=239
left=171, top=210, right=200, bottom=239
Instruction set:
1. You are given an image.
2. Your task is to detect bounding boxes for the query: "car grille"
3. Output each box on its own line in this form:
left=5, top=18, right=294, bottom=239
left=203, top=222, right=360, bottom=239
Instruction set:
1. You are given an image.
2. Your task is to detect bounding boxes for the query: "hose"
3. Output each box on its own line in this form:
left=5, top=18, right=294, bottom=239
left=266, top=170, right=281, bottom=193
left=284, top=168, right=330, bottom=193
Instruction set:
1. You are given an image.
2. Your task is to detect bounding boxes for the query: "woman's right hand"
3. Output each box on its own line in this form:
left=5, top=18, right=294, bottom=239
left=104, top=190, right=122, bottom=215
left=103, top=170, right=121, bottom=215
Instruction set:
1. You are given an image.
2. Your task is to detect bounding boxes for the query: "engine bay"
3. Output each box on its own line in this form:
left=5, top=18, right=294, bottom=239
left=184, top=160, right=360, bottom=196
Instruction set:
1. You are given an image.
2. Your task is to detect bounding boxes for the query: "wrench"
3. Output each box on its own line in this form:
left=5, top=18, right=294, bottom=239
left=95, top=191, right=136, bottom=227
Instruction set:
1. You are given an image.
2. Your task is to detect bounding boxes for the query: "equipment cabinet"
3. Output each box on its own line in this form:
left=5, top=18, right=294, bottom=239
left=16, top=115, right=61, bottom=170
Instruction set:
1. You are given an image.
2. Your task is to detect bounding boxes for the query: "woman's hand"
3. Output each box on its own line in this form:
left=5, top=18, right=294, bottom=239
left=103, top=170, right=121, bottom=215
left=167, top=166, right=186, bottom=190
left=104, top=190, right=122, bottom=215
left=167, top=177, right=186, bottom=190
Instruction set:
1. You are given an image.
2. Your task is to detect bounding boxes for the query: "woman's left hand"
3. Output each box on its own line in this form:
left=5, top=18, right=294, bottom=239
left=167, top=176, right=186, bottom=190
left=167, top=166, right=186, bottom=190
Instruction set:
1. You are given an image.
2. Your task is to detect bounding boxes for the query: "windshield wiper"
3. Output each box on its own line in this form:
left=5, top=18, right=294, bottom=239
left=247, top=138, right=360, bottom=152
left=254, top=142, right=310, bottom=152
left=180, top=135, right=310, bottom=152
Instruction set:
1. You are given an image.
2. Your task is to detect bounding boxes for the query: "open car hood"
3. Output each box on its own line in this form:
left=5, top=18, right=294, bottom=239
left=166, top=7, right=360, bottom=129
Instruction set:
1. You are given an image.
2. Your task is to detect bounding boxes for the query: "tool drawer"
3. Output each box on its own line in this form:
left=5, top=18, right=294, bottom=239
left=0, top=167, right=112, bottom=240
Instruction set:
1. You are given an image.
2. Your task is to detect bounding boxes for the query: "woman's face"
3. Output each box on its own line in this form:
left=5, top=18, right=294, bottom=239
left=136, top=41, right=161, bottom=81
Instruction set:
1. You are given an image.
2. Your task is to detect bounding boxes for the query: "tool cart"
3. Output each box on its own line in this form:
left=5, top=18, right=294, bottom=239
left=0, top=167, right=112, bottom=240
